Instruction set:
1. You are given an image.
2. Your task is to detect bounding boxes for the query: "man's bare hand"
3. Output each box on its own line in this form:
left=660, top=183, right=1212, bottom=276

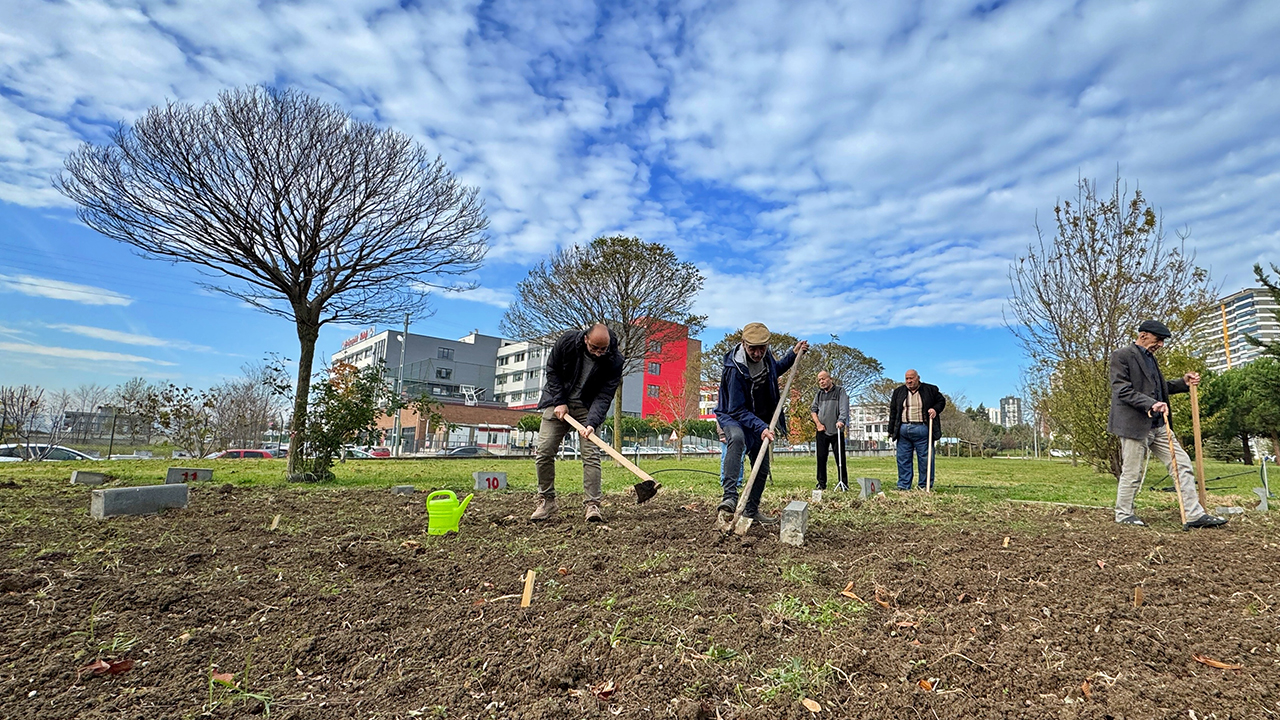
left=580, top=425, right=595, bottom=439
left=815, top=422, right=826, bottom=433
left=1185, top=372, right=1201, bottom=386
left=927, top=408, right=937, bottom=419
left=836, top=421, right=845, bottom=430
left=1151, top=401, right=1169, bottom=415
left=762, top=429, right=776, bottom=442
left=554, top=404, right=568, bottom=419
left=794, top=340, right=810, bottom=354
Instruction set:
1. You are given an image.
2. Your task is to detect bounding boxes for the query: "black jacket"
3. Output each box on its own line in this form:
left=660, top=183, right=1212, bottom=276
left=888, top=383, right=946, bottom=440
left=536, top=328, right=625, bottom=429
left=1107, top=342, right=1188, bottom=440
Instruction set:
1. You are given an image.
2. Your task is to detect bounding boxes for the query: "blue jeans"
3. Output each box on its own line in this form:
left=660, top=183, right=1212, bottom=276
left=720, top=441, right=744, bottom=490
left=896, top=423, right=935, bottom=490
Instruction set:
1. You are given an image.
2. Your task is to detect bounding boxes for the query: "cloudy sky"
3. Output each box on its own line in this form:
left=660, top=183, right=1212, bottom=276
left=2, top=0, right=1277, bottom=408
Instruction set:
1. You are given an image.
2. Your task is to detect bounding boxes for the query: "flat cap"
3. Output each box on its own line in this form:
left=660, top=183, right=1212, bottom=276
left=1138, top=319, right=1172, bottom=338
left=742, top=322, right=771, bottom=345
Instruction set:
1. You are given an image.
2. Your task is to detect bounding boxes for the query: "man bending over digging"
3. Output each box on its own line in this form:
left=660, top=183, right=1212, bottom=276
left=531, top=323, right=625, bottom=523
left=714, top=322, right=809, bottom=526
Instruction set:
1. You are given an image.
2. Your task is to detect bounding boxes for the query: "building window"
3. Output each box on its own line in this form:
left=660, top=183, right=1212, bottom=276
left=497, top=356, right=509, bottom=366
left=648, top=362, right=660, bottom=375
left=531, top=349, right=542, bottom=359
left=438, top=347, right=454, bottom=360
left=512, top=371, right=523, bottom=382
left=648, top=341, right=663, bottom=355
left=529, top=369, right=540, bottom=380
left=646, top=384, right=660, bottom=398
left=514, top=352, right=525, bottom=362
left=525, top=391, right=538, bottom=400
left=432, top=387, right=445, bottom=395
left=436, top=367, right=453, bottom=380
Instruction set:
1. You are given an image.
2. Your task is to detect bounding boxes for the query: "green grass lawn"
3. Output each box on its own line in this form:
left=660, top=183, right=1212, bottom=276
left=1, top=451, right=1268, bottom=513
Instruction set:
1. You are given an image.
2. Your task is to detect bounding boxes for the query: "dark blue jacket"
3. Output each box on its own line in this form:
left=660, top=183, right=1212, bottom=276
left=714, top=345, right=797, bottom=450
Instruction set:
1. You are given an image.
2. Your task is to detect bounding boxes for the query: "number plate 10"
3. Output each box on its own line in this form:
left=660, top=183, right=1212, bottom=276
left=472, top=471, right=507, bottom=491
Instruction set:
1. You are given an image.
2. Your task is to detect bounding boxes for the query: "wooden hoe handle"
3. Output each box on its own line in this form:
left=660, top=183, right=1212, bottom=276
left=561, top=413, right=656, bottom=484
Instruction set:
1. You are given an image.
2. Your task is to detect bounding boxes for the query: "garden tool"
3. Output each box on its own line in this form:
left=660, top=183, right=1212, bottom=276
left=426, top=490, right=474, bottom=535
left=1189, top=384, right=1208, bottom=508
left=1158, top=410, right=1189, bottom=527
left=926, top=417, right=934, bottom=492
left=562, top=414, right=662, bottom=503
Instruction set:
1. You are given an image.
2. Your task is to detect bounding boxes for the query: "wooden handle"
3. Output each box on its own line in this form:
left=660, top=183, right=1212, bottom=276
left=1189, top=384, right=1208, bottom=509
left=561, top=413, right=655, bottom=483
left=1163, top=412, right=1188, bottom=525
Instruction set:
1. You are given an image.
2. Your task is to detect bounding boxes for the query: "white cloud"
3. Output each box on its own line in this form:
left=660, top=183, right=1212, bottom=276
left=447, top=286, right=514, bottom=309
left=0, top=274, right=133, bottom=306
left=0, top=341, right=176, bottom=366
left=46, top=323, right=212, bottom=352
left=1, top=0, right=1279, bottom=340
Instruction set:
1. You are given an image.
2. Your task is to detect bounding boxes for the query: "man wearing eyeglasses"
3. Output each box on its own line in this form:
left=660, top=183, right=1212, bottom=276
left=714, top=322, right=809, bottom=525
left=532, top=323, right=625, bottom=523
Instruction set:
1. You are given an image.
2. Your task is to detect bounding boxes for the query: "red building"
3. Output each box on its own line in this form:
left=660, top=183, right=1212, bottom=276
left=639, top=322, right=701, bottom=422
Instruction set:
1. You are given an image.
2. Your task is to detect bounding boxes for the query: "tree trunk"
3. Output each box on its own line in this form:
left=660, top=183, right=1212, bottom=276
left=1241, top=432, right=1253, bottom=465
left=287, top=317, right=321, bottom=476
left=613, top=380, right=624, bottom=451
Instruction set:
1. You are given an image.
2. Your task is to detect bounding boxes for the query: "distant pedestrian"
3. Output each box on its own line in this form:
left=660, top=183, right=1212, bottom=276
left=811, top=371, right=850, bottom=492
left=531, top=323, right=625, bottom=523
left=1108, top=320, right=1227, bottom=530
left=888, top=369, right=945, bottom=491
left=714, top=322, right=809, bottom=524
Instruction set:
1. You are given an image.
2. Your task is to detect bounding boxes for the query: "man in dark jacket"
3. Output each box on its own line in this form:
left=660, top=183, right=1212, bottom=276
left=531, top=323, right=625, bottom=523
left=714, top=322, right=808, bottom=524
left=1108, top=319, right=1226, bottom=530
left=810, top=371, right=850, bottom=492
left=888, top=369, right=945, bottom=491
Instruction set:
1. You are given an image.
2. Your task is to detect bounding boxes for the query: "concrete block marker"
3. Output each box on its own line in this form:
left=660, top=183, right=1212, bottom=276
left=780, top=500, right=810, bottom=547
left=391, top=485, right=416, bottom=495
left=473, top=471, right=508, bottom=491
left=166, top=467, right=213, bottom=484
left=71, top=471, right=108, bottom=486
left=1253, top=487, right=1269, bottom=513
left=91, top=484, right=188, bottom=519
left=856, top=477, right=882, bottom=499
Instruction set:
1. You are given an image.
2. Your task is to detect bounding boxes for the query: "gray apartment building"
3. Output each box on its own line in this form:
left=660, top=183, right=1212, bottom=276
left=1193, top=286, right=1280, bottom=373
left=331, top=328, right=503, bottom=403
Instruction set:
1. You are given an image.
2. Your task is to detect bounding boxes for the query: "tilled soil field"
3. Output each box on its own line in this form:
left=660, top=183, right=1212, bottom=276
left=2, top=479, right=1278, bottom=719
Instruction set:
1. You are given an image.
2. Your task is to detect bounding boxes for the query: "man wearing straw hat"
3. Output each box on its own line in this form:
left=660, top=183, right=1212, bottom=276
left=1108, top=319, right=1227, bottom=529
left=714, top=322, right=808, bottom=524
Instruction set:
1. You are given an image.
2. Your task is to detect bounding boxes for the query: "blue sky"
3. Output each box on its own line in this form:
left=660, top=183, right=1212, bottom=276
left=1, top=0, right=1278, bottom=409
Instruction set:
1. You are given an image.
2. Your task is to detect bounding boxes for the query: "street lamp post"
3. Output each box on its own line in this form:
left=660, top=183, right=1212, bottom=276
left=392, top=313, right=409, bottom=456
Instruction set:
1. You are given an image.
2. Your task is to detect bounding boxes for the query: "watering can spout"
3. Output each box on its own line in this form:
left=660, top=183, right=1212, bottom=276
left=458, top=493, right=474, bottom=515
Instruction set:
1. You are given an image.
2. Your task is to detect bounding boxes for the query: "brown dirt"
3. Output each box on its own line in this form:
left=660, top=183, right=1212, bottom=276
left=2, top=483, right=1278, bottom=719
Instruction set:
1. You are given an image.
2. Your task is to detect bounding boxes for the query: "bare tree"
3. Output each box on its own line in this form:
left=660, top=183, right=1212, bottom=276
left=1006, top=173, right=1215, bottom=476
left=0, top=385, right=44, bottom=448
left=71, top=383, right=110, bottom=442
left=501, top=235, right=704, bottom=449
left=57, top=86, right=489, bottom=475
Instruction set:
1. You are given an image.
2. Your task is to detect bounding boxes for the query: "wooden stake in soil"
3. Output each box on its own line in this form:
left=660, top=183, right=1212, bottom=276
left=269, top=514, right=281, bottom=531
left=1161, top=411, right=1188, bottom=526
left=520, top=570, right=536, bottom=608
left=926, top=419, right=935, bottom=492
left=1189, top=384, right=1209, bottom=510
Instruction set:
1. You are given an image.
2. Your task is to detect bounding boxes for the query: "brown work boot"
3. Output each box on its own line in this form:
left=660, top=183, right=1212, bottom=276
left=530, top=496, right=558, bottom=522
left=584, top=502, right=604, bottom=523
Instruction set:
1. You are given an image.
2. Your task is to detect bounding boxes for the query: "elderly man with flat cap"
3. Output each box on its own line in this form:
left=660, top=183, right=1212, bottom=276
left=714, top=322, right=808, bottom=524
left=1108, top=319, right=1227, bottom=530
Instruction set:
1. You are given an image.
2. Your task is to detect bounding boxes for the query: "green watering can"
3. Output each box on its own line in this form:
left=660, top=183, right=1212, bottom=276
left=426, top=490, right=474, bottom=535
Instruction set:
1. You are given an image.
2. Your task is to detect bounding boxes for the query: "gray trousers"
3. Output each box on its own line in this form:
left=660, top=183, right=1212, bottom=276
left=1116, top=424, right=1207, bottom=522
left=534, top=405, right=602, bottom=505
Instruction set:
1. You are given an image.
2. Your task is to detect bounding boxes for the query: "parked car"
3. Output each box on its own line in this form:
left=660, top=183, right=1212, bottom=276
left=210, top=449, right=275, bottom=459
left=343, top=447, right=374, bottom=459
left=365, top=447, right=391, bottom=458
left=0, top=444, right=98, bottom=462
left=445, top=446, right=495, bottom=457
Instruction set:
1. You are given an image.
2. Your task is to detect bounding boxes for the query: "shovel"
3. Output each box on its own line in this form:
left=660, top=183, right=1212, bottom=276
left=562, top=414, right=662, bottom=503
left=717, top=347, right=807, bottom=535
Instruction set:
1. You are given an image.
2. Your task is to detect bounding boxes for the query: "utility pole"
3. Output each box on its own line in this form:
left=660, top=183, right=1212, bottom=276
left=392, top=313, right=409, bottom=456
